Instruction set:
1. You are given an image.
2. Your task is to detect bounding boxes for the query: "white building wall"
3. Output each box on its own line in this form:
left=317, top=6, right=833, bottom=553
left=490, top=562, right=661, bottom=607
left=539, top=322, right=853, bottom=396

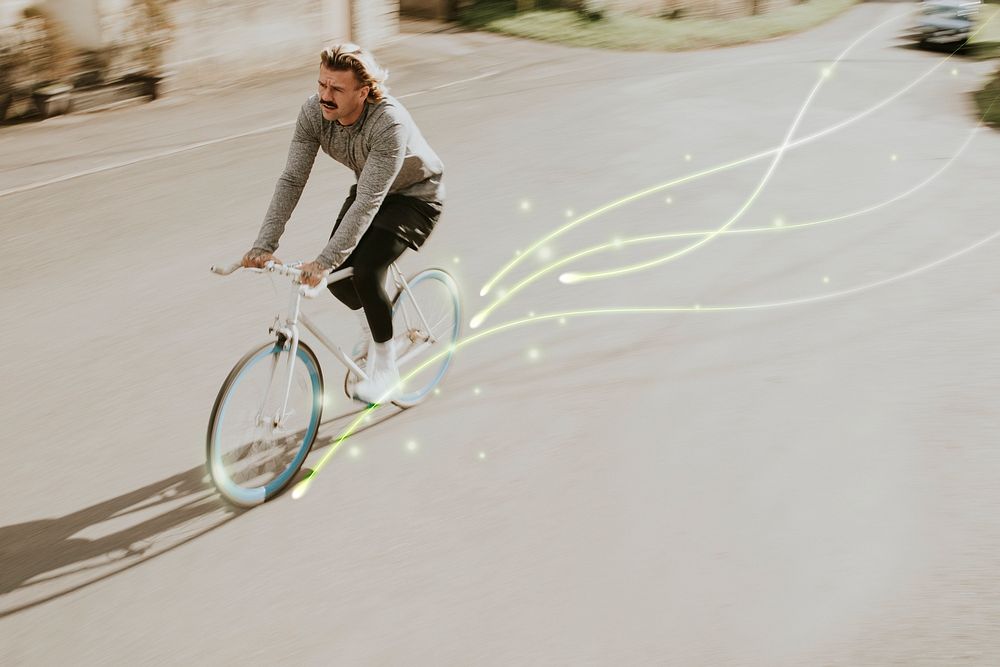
left=0, top=0, right=32, bottom=27
left=12, top=0, right=399, bottom=84
left=353, top=0, right=398, bottom=48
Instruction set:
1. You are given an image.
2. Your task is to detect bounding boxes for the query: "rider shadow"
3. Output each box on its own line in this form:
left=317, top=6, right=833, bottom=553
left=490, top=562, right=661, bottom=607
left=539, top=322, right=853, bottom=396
left=0, top=404, right=402, bottom=619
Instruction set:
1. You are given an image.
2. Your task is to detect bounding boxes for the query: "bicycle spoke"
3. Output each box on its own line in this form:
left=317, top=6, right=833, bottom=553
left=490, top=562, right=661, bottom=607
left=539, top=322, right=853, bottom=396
left=209, top=343, right=322, bottom=504
left=389, top=271, right=460, bottom=406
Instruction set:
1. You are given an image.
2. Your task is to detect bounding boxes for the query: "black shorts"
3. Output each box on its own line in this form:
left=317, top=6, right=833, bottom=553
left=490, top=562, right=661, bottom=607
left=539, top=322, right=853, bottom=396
left=332, top=185, right=442, bottom=251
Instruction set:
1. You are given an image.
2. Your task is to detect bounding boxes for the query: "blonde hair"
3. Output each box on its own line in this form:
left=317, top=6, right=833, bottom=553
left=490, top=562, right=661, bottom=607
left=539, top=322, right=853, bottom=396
left=320, top=43, right=389, bottom=103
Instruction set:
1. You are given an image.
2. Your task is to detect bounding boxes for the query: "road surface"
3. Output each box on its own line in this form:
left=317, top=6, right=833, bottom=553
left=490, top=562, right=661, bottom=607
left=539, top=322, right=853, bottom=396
left=2, top=3, right=999, bottom=664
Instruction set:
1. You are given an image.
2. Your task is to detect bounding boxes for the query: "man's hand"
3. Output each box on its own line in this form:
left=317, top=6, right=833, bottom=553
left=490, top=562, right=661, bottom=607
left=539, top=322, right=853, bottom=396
left=242, top=248, right=281, bottom=269
left=298, top=261, right=330, bottom=288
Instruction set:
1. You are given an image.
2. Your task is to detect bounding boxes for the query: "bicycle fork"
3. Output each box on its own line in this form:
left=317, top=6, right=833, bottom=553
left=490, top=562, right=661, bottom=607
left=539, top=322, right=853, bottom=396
left=257, top=288, right=307, bottom=432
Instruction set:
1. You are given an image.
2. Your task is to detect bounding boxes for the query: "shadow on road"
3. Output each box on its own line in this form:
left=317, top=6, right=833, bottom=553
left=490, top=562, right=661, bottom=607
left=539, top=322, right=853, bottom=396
left=0, top=404, right=401, bottom=618
left=895, top=39, right=1000, bottom=60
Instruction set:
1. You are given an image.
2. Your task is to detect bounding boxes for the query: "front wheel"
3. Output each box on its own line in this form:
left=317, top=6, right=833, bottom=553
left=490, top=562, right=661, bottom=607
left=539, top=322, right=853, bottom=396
left=207, top=340, right=324, bottom=507
left=390, top=268, right=461, bottom=408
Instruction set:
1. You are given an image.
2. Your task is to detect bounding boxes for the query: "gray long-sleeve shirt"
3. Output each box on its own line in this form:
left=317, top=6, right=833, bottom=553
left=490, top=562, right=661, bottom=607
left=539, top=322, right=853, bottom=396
left=253, top=93, right=445, bottom=269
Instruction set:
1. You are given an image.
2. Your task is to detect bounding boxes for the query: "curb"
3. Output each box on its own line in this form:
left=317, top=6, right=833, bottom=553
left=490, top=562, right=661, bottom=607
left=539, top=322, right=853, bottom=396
left=2, top=76, right=165, bottom=123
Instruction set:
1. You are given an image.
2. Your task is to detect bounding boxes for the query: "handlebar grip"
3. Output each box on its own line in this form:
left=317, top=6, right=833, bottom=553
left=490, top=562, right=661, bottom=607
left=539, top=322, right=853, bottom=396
left=298, top=278, right=328, bottom=299
left=210, top=262, right=243, bottom=275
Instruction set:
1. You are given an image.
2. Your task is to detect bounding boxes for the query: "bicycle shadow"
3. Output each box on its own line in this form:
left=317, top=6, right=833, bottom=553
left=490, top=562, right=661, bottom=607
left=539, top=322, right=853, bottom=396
left=0, top=404, right=402, bottom=618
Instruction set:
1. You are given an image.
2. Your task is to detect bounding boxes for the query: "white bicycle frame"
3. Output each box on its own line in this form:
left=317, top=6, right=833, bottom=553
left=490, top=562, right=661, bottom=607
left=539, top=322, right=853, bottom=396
left=211, top=260, right=441, bottom=420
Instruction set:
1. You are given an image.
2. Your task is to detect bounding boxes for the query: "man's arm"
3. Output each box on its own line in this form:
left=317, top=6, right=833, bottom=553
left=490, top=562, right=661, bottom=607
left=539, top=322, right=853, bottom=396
left=313, top=122, right=407, bottom=270
left=252, top=103, right=321, bottom=253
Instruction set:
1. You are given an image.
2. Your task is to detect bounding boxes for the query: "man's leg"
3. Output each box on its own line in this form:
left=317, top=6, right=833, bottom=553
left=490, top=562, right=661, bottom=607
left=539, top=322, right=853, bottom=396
left=348, top=197, right=436, bottom=403
left=326, top=257, right=363, bottom=310
left=350, top=227, right=409, bottom=343
left=326, top=188, right=364, bottom=310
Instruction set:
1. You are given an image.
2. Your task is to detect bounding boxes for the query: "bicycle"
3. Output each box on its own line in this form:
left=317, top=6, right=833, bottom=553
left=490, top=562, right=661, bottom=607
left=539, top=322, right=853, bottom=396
left=206, top=259, right=461, bottom=507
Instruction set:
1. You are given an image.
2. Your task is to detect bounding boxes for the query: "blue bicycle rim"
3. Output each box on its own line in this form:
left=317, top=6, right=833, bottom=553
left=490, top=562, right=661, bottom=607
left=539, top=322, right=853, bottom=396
left=211, top=344, right=321, bottom=506
left=394, top=270, right=460, bottom=405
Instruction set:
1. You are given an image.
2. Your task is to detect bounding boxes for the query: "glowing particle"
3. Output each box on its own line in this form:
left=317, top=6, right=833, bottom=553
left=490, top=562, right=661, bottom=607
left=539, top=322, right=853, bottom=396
left=559, top=317, right=567, bottom=325
left=498, top=288, right=508, bottom=299
left=291, top=479, right=310, bottom=499
left=528, top=311, right=535, bottom=317
left=890, top=154, right=898, bottom=161
left=559, top=272, right=580, bottom=284
left=774, top=217, right=784, bottom=227
left=514, top=249, right=521, bottom=256
left=453, top=256, right=460, bottom=264
left=612, top=236, right=623, bottom=248
left=470, top=312, right=485, bottom=329
left=528, top=348, right=540, bottom=361
left=538, top=246, right=553, bottom=260
left=349, top=446, right=361, bottom=458
left=665, top=196, right=673, bottom=204
left=519, top=200, right=531, bottom=212
left=694, top=303, right=701, bottom=310
left=406, top=440, right=418, bottom=452
left=478, top=452, right=486, bottom=460
left=822, top=67, right=832, bottom=78
left=434, top=388, right=441, bottom=396
left=474, top=387, right=482, bottom=396
left=951, top=68, right=958, bottom=76
left=822, top=276, right=830, bottom=284
left=565, top=209, right=574, bottom=218
left=684, top=154, right=692, bottom=162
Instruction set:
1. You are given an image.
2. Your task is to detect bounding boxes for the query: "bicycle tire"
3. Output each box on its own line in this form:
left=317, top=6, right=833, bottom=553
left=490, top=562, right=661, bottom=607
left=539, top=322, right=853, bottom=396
left=207, top=340, right=324, bottom=507
left=389, top=268, right=461, bottom=408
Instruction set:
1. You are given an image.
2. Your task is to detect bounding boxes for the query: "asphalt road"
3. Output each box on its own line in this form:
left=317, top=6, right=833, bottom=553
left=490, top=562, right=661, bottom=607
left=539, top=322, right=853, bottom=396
left=3, top=3, right=1000, bottom=664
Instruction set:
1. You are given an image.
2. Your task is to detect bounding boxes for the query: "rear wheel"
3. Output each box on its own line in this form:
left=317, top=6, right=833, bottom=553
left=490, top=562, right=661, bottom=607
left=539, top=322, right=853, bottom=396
left=389, top=269, right=461, bottom=408
left=207, top=340, right=323, bottom=507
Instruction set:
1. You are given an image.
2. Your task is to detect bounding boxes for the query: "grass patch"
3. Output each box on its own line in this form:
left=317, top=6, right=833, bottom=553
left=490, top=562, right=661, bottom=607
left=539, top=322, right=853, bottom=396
left=965, top=4, right=1000, bottom=59
left=974, top=66, right=1000, bottom=126
left=972, top=4, right=1000, bottom=128
left=459, top=0, right=861, bottom=52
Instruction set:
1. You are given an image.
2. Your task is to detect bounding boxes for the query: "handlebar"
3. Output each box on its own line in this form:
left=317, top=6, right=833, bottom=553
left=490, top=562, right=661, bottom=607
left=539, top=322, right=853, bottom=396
left=210, top=262, right=247, bottom=276
left=210, top=260, right=353, bottom=299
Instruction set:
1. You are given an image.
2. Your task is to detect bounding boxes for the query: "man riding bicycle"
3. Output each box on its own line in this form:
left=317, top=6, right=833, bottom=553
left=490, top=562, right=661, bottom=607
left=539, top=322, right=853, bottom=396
left=242, top=43, right=445, bottom=405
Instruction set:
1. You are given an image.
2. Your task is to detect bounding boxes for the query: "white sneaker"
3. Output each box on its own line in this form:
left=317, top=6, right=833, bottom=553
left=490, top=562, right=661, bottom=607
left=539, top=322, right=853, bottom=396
left=351, top=309, right=372, bottom=364
left=353, top=339, right=401, bottom=405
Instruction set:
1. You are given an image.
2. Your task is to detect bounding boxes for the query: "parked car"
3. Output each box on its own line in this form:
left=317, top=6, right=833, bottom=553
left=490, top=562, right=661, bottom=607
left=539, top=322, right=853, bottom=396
left=906, top=0, right=981, bottom=47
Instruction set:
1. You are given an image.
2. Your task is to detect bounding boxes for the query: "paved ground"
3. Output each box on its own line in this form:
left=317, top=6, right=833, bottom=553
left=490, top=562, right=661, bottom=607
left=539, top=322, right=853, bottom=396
left=2, top=3, right=1000, bottom=664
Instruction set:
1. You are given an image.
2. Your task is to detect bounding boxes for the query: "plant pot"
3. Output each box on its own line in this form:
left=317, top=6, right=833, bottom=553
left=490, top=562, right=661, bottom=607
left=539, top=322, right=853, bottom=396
left=0, top=92, right=11, bottom=122
left=33, top=82, right=73, bottom=118
left=140, top=73, right=162, bottom=100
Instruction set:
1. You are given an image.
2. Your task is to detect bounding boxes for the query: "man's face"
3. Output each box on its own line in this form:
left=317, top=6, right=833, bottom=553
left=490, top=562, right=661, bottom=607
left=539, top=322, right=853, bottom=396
left=318, top=65, right=369, bottom=124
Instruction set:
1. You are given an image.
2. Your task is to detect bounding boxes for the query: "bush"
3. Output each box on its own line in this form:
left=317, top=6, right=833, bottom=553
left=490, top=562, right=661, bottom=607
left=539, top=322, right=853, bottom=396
left=974, top=66, right=1000, bottom=126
